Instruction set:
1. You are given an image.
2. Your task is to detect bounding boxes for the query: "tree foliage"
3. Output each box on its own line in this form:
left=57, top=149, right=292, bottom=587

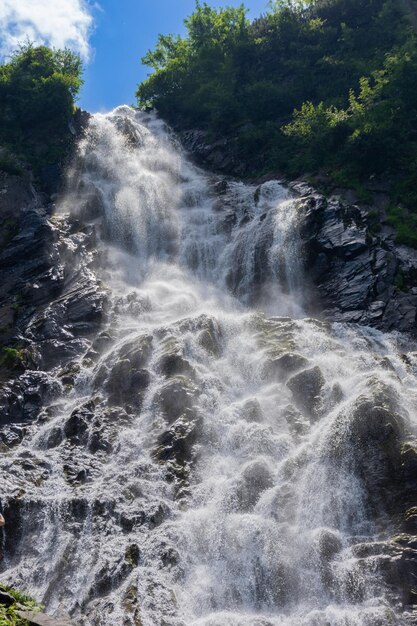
left=0, top=43, right=83, bottom=186
left=136, top=0, right=417, bottom=235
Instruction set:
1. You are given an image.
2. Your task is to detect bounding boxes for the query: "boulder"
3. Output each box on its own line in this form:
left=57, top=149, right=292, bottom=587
left=156, top=376, right=199, bottom=424
left=155, top=411, right=202, bottom=466
left=155, top=336, right=195, bottom=379
left=0, top=590, right=15, bottom=607
left=94, top=334, right=153, bottom=407
left=241, top=398, right=264, bottom=422
left=263, top=352, right=309, bottom=381
left=286, top=366, right=325, bottom=420
left=316, top=529, right=342, bottom=562
left=236, top=459, right=274, bottom=510
left=198, top=318, right=222, bottom=357
left=284, top=404, right=309, bottom=438
left=64, top=402, right=95, bottom=443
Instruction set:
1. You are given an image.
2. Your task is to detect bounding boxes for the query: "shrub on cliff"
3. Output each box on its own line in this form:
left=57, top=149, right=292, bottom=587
left=0, top=43, right=83, bottom=188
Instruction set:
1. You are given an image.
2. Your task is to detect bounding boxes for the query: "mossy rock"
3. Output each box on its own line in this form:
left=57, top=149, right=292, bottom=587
left=0, top=347, right=28, bottom=371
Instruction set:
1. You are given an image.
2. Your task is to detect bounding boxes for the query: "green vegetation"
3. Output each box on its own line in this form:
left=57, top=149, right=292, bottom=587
left=0, top=347, right=25, bottom=370
left=0, top=583, right=42, bottom=625
left=137, top=0, right=417, bottom=245
left=0, top=43, right=83, bottom=188
left=387, top=205, right=417, bottom=248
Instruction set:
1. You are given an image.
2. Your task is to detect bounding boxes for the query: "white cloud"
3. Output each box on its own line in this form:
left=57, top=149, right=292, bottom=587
left=0, top=0, right=94, bottom=60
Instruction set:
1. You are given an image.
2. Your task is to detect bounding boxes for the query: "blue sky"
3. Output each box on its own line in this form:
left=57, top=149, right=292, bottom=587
left=81, top=0, right=270, bottom=112
left=0, top=0, right=269, bottom=112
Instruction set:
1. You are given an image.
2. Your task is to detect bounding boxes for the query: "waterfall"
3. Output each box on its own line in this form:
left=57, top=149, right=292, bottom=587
left=1, top=106, right=416, bottom=626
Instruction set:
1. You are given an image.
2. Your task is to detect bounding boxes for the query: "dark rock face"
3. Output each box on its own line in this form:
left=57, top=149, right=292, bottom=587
left=180, top=130, right=243, bottom=176
left=0, top=589, right=16, bottom=606
left=156, top=376, right=199, bottom=424
left=293, top=183, right=417, bottom=334
left=94, top=334, right=153, bottom=408
left=286, top=365, right=325, bottom=421
left=0, top=169, right=108, bottom=424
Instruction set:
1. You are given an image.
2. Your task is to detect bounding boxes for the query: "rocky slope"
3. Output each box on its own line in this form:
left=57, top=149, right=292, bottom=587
left=0, top=168, right=107, bottom=438
left=294, top=181, right=417, bottom=334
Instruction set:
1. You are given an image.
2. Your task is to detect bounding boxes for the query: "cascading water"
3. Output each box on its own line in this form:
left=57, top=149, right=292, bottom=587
left=1, top=105, right=417, bottom=626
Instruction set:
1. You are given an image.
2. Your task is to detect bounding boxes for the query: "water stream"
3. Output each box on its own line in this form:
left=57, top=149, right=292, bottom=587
left=1, top=106, right=417, bottom=625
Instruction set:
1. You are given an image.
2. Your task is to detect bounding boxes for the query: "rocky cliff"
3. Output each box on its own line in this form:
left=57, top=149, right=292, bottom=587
left=0, top=168, right=107, bottom=434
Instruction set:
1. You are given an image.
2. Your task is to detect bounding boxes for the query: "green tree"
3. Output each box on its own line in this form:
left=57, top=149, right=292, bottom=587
left=0, top=43, right=83, bottom=187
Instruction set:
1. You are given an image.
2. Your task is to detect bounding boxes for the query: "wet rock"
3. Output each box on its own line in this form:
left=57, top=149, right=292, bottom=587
left=349, top=399, right=405, bottom=445
left=115, top=114, right=143, bottom=147
left=58, top=361, right=81, bottom=386
left=241, top=398, right=264, bottom=422
left=255, top=316, right=297, bottom=357
left=36, top=338, right=91, bottom=369
left=403, top=507, right=417, bottom=534
left=94, top=334, right=153, bottom=407
left=329, top=382, right=344, bottom=405
left=75, top=184, right=104, bottom=222
left=117, top=334, right=153, bottom=368
left=388, top=535, right=417, bottom=605
left=156, top=337, right=195, bottom=379
left=60, top=285, right=105, bottom=327
left=0, top=424, right=26, bottom=447
left=300, top=188, right=417, bottom=334
left=157, top=376, right=199, bottom=424
left=236, top=459, right=274, bottom=510
left=155, top=412, right=202, bottom=466
left=64, top=402, right=94, bottom=443
left=284, top=404, right=309, bottom=438
left=0, top=371, right=58, bottom=425
left=352, top=540, right=397, bottom=559
left=329, top=389, right=407, bottom=515
left=401, top=441, right=417, bottom=494
left=91, top=331, right=113, bottom=353
left=106, top=359, right=150, bottom=407
left=92, top=557, right=133, bottom=598
left=63, top=465, right=90, bottom=485
left=125, top=543, right=140, bottom=567
left=122, top=584, right=139, bottom=617
left=147, top=501, right=171, bottom=529
left=28, top=280, right=107, bottom=354
left=119, top=511, right=146, bottom=532
left=160, top=543, right=180, bottom=568
left=0, top=590, right=15, bottom=607
left=44, top=426, right=64, bottom=449
left=0, top=199, right=108, bottom=374
left=198, top=318, right=222, bottom=357
left=157, top=352, right=194, bottom=378
left=88, top=429, right=113, bottom=454
left=286, top=366, right=325, bottom=420
left=314, top=529, right=342, bottom=562
left=263, top=352, right=309, bottom=381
